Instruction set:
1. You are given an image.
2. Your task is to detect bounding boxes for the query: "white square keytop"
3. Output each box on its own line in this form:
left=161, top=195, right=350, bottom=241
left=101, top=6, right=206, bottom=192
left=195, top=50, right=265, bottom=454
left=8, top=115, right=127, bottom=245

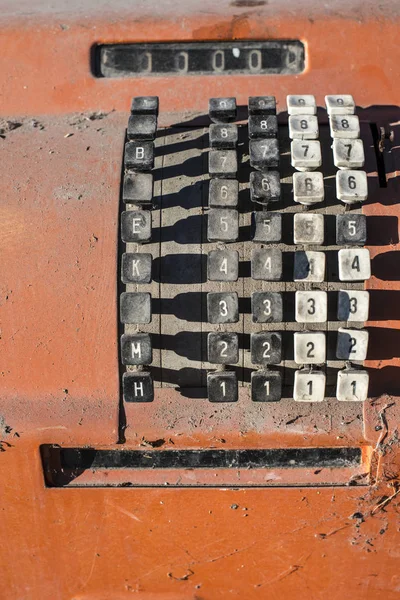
left=295, top=291, right=327, bottom=323
left=293, top=172, right=324, bottom=205
left=336, top=170, right=368, bottom=203
left=337, top=290, right=370, bottom=322
left=291, top=140, right=322, bottom=171
left=294, top=369, right=326, bottom=402
left=338, top=248, right=371, bottom=281
left=294, top=251, right=325, bottom=282
left=294, top=331, right=326, bottom=364
left=330, top=114, right=360, bottom=138
left=293, top=213, right=324, bottom=244
left=336, top=327, right=369, bottom=361
left=333, top=139, right=365, bottom=169
left=325, top=95, right=355, bottom=115
left=288, top=115, right=319, bottom=140
left=287, top=95, right=317, bottom=115
left=336, top=368, right=369, bottom=402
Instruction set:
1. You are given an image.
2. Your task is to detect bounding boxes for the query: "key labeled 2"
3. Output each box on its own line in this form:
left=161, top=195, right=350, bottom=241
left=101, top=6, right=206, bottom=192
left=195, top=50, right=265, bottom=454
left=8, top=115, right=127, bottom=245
left=294, top=331, right=326, bottom=364
left=207, top=332, right=239, bottom=364
left=251, top=332, right=282, bottom=365
left=336, top=328, right=369, bottom=360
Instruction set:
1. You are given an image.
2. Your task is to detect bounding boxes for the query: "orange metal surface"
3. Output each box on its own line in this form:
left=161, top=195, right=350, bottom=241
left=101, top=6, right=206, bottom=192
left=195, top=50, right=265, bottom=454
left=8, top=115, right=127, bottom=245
left=0, top=1, right=400, bottom=598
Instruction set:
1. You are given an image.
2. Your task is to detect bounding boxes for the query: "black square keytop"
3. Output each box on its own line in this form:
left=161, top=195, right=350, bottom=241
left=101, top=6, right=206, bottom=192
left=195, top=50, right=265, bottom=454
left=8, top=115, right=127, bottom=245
left=209, top=124, right=238, bottom=149
left=207, top=249, right=239, bottom=281
left=207, top=292, right=239, bottom=324
left=123, top=172, right=153, bottom=204
left=251, top=370, right=282, bottom=402
left=120, top=292, right=152, bottom=324
left=209, top=97, right=237, bottom=123
left=127, top=114, right=157, bottom=141
left=207, top=208, right=239, bottom=242
left=251, top=292, right=283, bottom=323
left=121, top=210, right=151, bottom=243
left=209, top=179, right=238, bottom=208
left=252, top=212, right=282, bottom=242
left=251, top=248, right=283, bottom=281
left=121, top=253, right=152, bottom=284
left=124, top=141, right=154, bottom=171
left=131, top=96, right=159, bottom=116
left=251, top=332, right=282, bottom=365
left=123, top=371, right=154, bottom=402
left=336, top=214, right=367, bottom=245
left=249, top=139, right=280, bottom=170
left=121, top=333, right=152, bottom=365
left=207, top=371, right=238, bottom=402
left=207, top=332, right=239, bottom=364
left=209, top=149, right=238, bottom=177
left=248, top=96, right=276, bottom=115
left=248, top=115, right=278, bottom=139
left=250, top=171, right=281, bottom=204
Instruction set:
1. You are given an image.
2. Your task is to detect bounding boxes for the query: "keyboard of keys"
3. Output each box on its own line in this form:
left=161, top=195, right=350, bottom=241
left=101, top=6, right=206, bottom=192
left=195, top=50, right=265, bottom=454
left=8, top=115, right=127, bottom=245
left=119, top=95, right=373, bottom=408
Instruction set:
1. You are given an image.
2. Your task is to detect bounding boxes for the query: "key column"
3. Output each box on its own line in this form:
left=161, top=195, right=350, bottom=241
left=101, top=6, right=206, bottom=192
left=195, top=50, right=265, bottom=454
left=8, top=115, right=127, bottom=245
left=121, top=96, right=158, bottom=403
left=326, top=94, right=370, bottom=402
left=248, top=96, right=283, bottom=403
left=206, top=98, right=239, bottom=402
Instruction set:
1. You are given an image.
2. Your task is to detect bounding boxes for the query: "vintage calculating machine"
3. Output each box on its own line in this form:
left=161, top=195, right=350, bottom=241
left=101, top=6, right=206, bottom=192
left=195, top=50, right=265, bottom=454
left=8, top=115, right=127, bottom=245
left=1, top=1, right=400, bottom=598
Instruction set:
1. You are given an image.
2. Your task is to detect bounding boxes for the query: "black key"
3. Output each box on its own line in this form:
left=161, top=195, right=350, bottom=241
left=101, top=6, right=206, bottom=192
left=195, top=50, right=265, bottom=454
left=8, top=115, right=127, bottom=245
left=251, top=332, right=282, bottom=365
left=251, top=292, right=283, bottom=323
left=207, top=208, right=239, bottom=242
left=252, top=212, right=282, bottom=243
left=251, top=370, right=282, bottom=402
left=336, top=214, right=367, bottom=245
left=209, top=123, right=238, bottom=149
left=209, top=149, right=237, bottom=177
left=123, top=371, right=154, bottom=403
left=209, top=178, right=238, bottom=208
left=127, top=114, right=157, bottom=141
left=120, top=292, right=151, bottom=324
left=251, top=248, right=282, bottom=281
left=123, top=172, right=153, bottom=204
left=248, top=115, right=278, bottom=139
left=249, top=139, right=280, bottom=170
left=207, top=249, right=239, bottom=282
left=249, top=96, right=276, bottom=115
left=209, top=97, right=237, bottom=123
left=250, top=171, right=281, bottom=204
left=207, top=292, right=239, bottom=324
left=121, top=210, right=151, bottom=243
left=131, top=96, right=159, bottom=115
left=121, top=253, right=152, bottom=284
left=121, top=333, right=152, bottom=365
left=124, top=141, right=154, bottom=171
left=207, top=371, right=238, bottom=402
left=207, top=332, right=239, bottom=364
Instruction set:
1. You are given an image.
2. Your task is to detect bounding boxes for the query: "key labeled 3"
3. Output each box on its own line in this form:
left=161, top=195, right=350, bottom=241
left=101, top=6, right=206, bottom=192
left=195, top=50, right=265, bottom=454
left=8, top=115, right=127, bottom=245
left=207, top=292, right=239, bottom=324
left=295, top=291, right=327, bottom=323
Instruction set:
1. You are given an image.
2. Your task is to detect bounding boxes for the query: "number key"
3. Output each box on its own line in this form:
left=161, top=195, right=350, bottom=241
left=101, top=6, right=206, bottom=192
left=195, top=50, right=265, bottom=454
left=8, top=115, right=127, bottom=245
left=207, top=332, right=239, bottom=364
left=248, top=115, right=278, bottom=139
left=251, top=248, right=282, bottom=281
left=252, top=211, right=282, bottom=243
left=338, top=248, right=371, bottom=281
left=251, top=370, right=282, bottom=402
left=209, top=149, right=237, bottom=177
left=251, top=291, right=283, bottom=323
left=291, top=140, right=322, bottom=171
left=209, top=97, right=237, bottom=123
left=249, top=138, right=280, bottom=170
left=337, top=290, right=370, bottom=322
left=325, top=95, right=355, bottom=115
left=250, top=171, right=281, bottom=204
left=288, top=115, right=319, bottom=140
left=336, top=368, right=369, bottom=402
left=207, top=249, right=239, bottom=282
left=251, top=332, right=282, bottom=366
left=287, top=95, right=317, bottom=115
left=294, top=331, right=326, bottom=364
left=294, top=369, right=326, bottom=402
left=293, top=213, right=324, bottom=244
left=336, top=214, right=367, bottom=245
left=209, top=124, right=238, bottom=149
left=293, top=171, right=324, bottom=205
left=336, top=170, right=368, bottom=204
left=332, top=138, right=365, bottom=169
left=209, top=178, right=238, bottom=207
left=207, top=292, right=239, bottom=324
left=207, top=208, right=239, bottom=242
left=294, top=251, right=325, bottom=282
left=330, top=114, right=360, bottom=139
left=249, top=96, right=276, bottom=115
left=207, top=371, right=238, bottom=402
left=336, top=328, right=369, bottom=360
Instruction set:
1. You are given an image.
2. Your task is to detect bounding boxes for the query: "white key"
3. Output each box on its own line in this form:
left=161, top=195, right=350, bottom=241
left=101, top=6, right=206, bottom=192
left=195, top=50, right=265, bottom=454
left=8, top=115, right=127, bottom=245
left=293, top=171, right=324, bottom=205
left=291, top=140, right=322, bottom=171
left=295, top=291, right=327, bottom=323
left=329, top=114, right=360, bottom=139
left=336, top=170, right=368, bottom=204
left=288, top=115, right=319, bottom=140
left=293, top=213, right=324, bottom=244
left=294, top=331, right=326, bottom=364
left=337, top=290, right=369, bottom=322
left=333, top=139, right=365, bottom=169
left=336, top=327, right=369, bottom=361
left=287, top=95, right=317, bottom=115
left=338, top=248, right=371, bottom=281
left=325, top=95, right=355, bottom=115
left=294, top=369, right=326, bottom=402
left=294, top=250, right=325, bottom=282
left=336, top=368, right=369, bottom=402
